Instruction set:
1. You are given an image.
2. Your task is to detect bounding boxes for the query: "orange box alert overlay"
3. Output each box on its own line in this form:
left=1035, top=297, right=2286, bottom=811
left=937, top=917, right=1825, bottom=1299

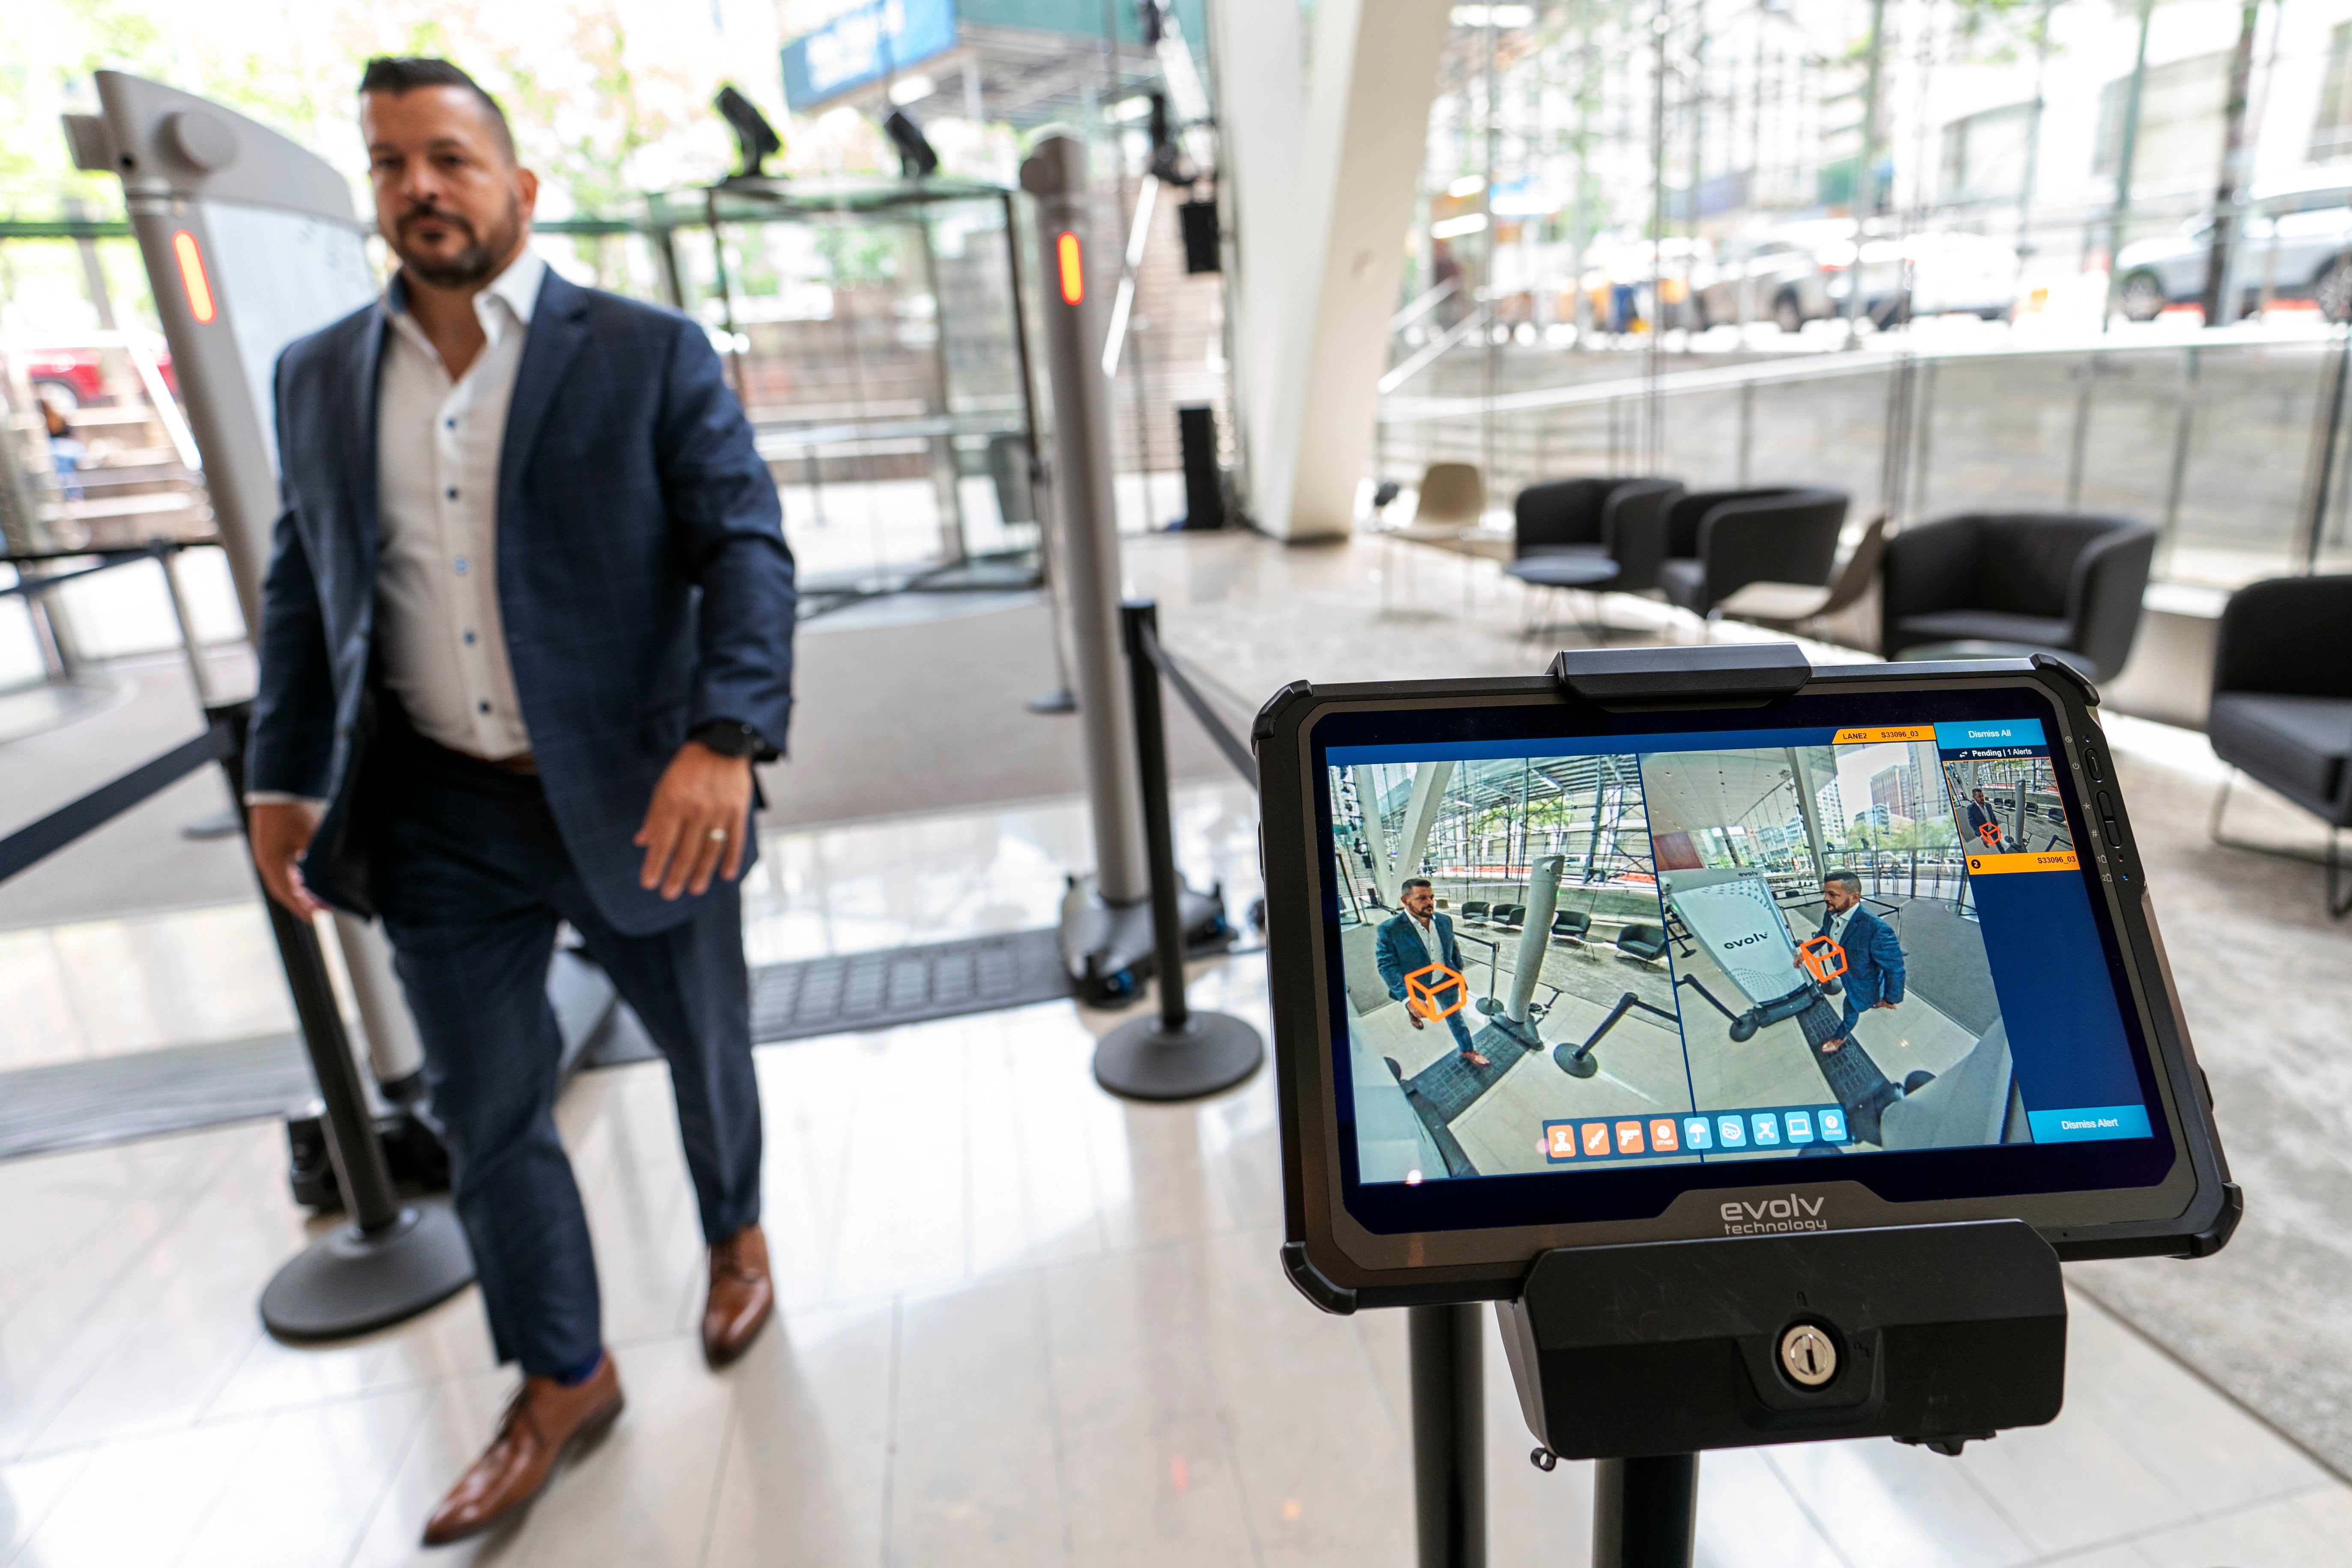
left=1404, top=963, right=1469, bottom=1021
left=1832, top=726, right=1935, bottom=745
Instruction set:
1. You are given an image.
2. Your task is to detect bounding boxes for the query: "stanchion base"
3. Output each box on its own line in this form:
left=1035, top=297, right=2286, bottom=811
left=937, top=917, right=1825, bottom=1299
left=1094, top=1011, right=1264, bottom=1102
left=1554, top=1044, right=1600, bottom=1079
left=261, top=1198, right=475, bottom=1343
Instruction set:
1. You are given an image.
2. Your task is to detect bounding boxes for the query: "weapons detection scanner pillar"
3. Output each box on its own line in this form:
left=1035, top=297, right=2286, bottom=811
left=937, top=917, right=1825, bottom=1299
left=1021, top=132, right=1166, bottom=1001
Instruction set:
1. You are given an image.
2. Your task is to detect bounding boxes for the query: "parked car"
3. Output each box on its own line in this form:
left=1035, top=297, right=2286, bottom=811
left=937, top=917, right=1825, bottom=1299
left=6, top=345, right=178, bottom=410
left=2115, top=173, right=2352, bottom=321
left=1826, top=230, right=2019, bottom=325
left=1692, top=235, right=1837, bottom=331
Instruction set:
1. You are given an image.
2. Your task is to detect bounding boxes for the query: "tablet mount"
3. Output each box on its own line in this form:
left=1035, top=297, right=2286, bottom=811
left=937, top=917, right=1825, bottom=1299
left=1425, top=646, right=2071, bottom=1568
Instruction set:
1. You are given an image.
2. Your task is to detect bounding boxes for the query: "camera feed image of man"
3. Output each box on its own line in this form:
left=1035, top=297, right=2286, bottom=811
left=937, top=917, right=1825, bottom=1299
left=242, top=58, right=794, bottom=1546
left=1966, top=788, right=2001, bottom=848
left=1377, top=879, right=1491, bottom=1068
left=1804, top=871, right=1904, bottom=1054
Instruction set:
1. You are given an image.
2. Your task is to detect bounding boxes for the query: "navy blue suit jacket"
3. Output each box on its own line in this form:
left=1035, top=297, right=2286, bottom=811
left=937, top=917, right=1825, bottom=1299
left=247, top=268, right=796, bottom=936
left=1819, top=905, right=1906, bottom=1012
left=1375, top=911, right=1463, bottom=999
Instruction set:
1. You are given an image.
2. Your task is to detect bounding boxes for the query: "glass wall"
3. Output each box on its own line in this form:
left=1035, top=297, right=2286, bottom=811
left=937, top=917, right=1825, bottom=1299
left=1372, top=0, right=2352, bottom=589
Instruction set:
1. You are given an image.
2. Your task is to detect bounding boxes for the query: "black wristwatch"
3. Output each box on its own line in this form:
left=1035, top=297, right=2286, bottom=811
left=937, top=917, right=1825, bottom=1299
left=689, top=719, right=767, bottom=759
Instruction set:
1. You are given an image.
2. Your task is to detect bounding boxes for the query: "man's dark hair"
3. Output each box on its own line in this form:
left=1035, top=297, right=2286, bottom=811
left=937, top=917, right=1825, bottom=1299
left=1400, top=877, right=1433, bottom=895
left=359, top=57, right=515, bottom=159
left=1822, top=870, right=1863, bottom=894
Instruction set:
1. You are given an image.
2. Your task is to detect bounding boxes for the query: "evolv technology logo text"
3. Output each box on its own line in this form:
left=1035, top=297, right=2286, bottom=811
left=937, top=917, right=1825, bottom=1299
left=1720, top=1193, right=1829, bottom=1235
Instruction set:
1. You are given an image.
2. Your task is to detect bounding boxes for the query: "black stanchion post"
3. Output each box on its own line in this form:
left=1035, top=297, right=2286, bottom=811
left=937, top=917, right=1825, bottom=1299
left=1591, top=1455, right=1699, bottom=1568
left=1408, top=1302, right=1486, bottom=1568
left=214, top=702, right=475, bottom=1339
left=1090, top=601, right=1264, bottom=1101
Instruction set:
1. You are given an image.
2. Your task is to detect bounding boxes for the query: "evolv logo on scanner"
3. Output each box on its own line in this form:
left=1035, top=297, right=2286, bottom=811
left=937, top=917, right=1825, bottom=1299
left=1720, top=1193, right=1830, bottom=1235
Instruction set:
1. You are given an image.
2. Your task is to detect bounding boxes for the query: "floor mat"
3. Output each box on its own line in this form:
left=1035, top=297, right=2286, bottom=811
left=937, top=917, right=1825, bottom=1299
left=1402, top=1021, right=1539, bottom=1122
left=1797, top=997, right=1900, bottom=1146
left=751, top=928, right=1072, bottom=1046
left=0, top=1033, right=311, bottom=1161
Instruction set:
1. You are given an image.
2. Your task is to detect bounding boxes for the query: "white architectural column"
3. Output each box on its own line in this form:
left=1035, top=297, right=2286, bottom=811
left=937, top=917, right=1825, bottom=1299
left=1399, top=760, right=1457, bottom=885
left=1214, top=0, right=1453, bottom=542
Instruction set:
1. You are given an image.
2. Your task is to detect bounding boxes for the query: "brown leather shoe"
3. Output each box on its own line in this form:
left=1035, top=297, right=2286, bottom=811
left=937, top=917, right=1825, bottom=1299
left=421, top=1354, right=623, bottom=1546
left=702, top=1224, right=775, bottom=1366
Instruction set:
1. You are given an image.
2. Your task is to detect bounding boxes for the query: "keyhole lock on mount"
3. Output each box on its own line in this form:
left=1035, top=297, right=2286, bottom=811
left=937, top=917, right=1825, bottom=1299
left=1778, top=1324, right=1838, bottom=1387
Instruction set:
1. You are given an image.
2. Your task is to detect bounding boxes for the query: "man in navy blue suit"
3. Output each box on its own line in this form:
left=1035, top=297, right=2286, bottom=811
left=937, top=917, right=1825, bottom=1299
left=1375, top=879, right=1489, bottom=1068
left=1800, top=871, right=1905, bottom=1054
left=243, top=59, right=794, bottom=1544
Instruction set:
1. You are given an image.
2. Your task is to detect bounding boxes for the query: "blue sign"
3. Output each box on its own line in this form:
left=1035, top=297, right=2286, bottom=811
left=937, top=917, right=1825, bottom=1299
left=782, top=0, right=958, bottom=110
left=1933, top=719, right=2046, bottom=753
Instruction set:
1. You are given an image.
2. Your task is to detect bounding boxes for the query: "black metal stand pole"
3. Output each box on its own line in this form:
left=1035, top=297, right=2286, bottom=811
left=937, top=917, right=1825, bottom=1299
left=214, top=704, right=474, bottom=1340
left=1409, top=1303, right=1486, bottom=1568
left=1591, top=1455, right=1699, bottom=1568
left=1090, top=601, right=1263, bottom=1101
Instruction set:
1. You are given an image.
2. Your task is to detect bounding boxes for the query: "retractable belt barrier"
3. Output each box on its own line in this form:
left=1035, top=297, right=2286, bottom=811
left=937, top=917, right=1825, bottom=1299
left=0, top=687, right=476, bottom=1340
left=1116, top=603, right=1478, bottom=1564
left=0, top=715, right=234, bottom=885
left=1087, top=598, right=1263, bottom=1102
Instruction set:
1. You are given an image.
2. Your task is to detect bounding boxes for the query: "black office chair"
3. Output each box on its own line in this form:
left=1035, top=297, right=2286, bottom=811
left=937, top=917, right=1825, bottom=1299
left=1494, top=904, right=1528, bottom=932
left=1616, top=922, right=1670, bottom=964
left=2206, top=574, right=2352, bottom=917
left=1513, top=476, right=1681, bottom=565
left=1459, top=901, right=1491, bottom=925
left=1655, top=487, right=1848, bottom=619
left=1549, top=909, right=1592, bottom=943
left=1506, top=478, right=1683, bottom=630
left=1880, top=512, right=2157, bottom=681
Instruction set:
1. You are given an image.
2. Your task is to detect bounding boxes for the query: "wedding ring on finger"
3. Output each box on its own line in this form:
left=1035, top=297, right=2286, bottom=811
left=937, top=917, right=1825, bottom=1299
left=708, top=828, right=729, bottom=842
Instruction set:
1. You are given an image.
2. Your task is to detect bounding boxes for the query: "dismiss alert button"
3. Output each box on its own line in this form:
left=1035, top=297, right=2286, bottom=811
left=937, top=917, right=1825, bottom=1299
left=2026, top=1104, right=2154, bottom=1143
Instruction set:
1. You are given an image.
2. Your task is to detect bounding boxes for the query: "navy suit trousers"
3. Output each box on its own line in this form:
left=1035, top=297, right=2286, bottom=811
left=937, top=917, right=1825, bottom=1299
left=369, top=736, right=762, bottom=1377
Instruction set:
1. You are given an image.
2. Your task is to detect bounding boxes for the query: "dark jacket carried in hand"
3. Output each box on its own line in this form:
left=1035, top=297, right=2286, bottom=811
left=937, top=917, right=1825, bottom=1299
left=248, top=269, right=795, bottom=936
left=1819, top=905, right=1906, bottom=1012
left=1376, top=910, right=1464, bottom=1000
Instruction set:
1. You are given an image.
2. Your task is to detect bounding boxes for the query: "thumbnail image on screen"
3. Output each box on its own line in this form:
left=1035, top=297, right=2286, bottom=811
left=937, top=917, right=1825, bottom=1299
left=1325, top=720, right=2153, bottom=1186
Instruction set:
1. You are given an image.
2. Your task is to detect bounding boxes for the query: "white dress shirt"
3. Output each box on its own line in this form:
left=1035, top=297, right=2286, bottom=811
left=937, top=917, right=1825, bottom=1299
left=373, top=249, right=545, bottom=761
left=1823, top=903, right=1856, bottom=945
left=1407, top=910, right=1445, bottom=966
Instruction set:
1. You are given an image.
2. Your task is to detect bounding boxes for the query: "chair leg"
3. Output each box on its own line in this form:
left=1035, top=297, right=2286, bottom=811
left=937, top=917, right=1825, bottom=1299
left=2207, top=770, right=2235, bottom=844
left=2210, top=768, right=2352, bottom=919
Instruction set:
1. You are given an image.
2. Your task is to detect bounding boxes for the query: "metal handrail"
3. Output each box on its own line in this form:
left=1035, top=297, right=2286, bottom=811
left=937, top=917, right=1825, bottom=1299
left=1378, top=319, right=2340, bottom=425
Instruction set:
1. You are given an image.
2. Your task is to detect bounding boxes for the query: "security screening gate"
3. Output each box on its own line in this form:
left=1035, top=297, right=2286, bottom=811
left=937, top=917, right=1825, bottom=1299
left=67, top=73, right=612, bottom=1336
left=1020, top=131, right=1224, bottom=1007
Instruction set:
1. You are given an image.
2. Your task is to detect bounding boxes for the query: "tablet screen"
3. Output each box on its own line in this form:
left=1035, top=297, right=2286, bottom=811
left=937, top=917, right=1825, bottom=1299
left=1312, top=690, right=2170, bottom=1231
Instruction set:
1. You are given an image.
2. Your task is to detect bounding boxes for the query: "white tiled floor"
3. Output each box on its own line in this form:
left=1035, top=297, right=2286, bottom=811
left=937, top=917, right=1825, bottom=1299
left=0, top=790, right=2344, bottom=1566
left=3, top=530, right=2346, bottom=1564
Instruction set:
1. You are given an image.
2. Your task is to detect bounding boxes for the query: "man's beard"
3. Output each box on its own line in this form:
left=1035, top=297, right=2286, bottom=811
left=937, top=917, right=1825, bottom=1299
left=392, top=196, right=521, bottom=289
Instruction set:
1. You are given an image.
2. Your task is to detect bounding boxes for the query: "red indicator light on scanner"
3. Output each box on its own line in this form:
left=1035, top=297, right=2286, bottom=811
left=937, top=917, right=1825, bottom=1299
left=1056, top=231, right=1083, bottom=304
left=173, top=231, right=216, bottom=323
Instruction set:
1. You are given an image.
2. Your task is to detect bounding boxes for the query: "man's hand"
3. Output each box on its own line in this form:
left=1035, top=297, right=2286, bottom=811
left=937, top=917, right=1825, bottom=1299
left=634, top=741, right=754, bottom=899
left=1872, top=999, right=1899, bottom=1011
left=1407, top=1011, right=1425, bottom=1030
left=249, top=800, right=326, bottom=918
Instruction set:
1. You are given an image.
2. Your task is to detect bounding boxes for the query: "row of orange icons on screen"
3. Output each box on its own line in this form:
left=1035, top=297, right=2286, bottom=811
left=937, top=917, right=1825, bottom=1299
left=1546, top=1119, right=1683, bottom=1159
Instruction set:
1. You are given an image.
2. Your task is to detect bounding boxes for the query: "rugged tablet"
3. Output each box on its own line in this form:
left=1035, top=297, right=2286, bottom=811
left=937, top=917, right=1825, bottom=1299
left=1257, top=646, right=2237, bottom=1310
